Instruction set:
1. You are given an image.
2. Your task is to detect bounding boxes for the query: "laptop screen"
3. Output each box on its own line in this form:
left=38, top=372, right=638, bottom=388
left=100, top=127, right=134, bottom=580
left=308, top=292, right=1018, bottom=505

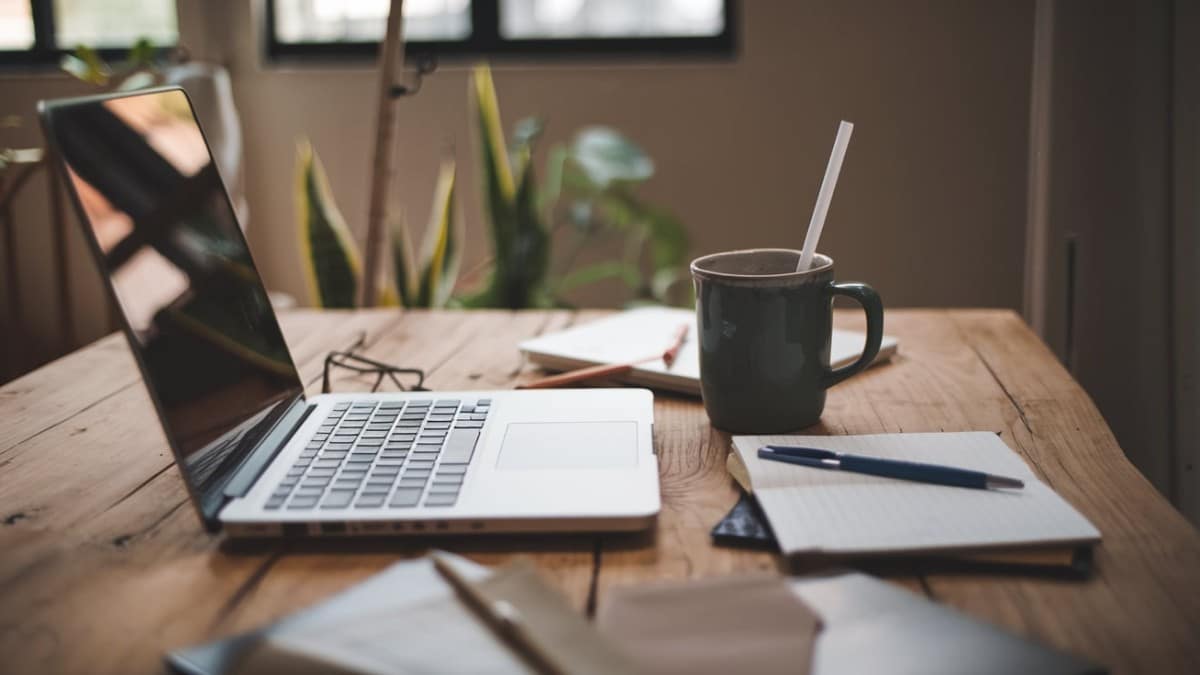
left=43, top=88, right=304, bottom=511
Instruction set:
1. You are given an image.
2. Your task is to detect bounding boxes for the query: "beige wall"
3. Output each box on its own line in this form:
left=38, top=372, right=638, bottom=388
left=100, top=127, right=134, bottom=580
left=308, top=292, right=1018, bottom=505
left=226, top=0, right=1034, bottom=310
left=0, top=0, right=1034, bottom=376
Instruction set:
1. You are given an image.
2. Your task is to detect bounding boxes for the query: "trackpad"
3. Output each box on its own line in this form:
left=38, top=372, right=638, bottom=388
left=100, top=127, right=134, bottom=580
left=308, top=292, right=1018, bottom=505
left=497, top=422, right=638, bottom=470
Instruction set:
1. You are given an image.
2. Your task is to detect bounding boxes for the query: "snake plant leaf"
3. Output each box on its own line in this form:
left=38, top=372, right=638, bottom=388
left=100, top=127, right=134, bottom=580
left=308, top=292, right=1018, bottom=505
left=416, top=160, right=461, bottom=308
left=472, top=63, right=516, bottom=257
left=571, top=127, right=654, bottom=188
left=60, top=45, right=111, bottom=86
left=388, top=211, right=417, bottom=308
left=503, top=158, right=552, bottom=308
left=296, top=140, right=361, bottom=308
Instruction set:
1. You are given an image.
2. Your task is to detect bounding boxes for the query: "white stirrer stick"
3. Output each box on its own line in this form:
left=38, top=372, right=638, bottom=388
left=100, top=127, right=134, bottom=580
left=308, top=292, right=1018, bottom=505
left=797, top=120, right=854, bottom=272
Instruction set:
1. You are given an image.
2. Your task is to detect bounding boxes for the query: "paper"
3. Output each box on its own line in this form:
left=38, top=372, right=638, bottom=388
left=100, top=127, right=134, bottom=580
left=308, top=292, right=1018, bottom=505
left=470, top=560, right=638, bottom=675
left=791, top=573, right=1099, bottom=674
left=732, top=432, right=1100, bottom=555
left=230, top=555, right=533, bottom=675
left=519, top=307, right=898, bottom=396
left=596, top=574, right=822, bottom=675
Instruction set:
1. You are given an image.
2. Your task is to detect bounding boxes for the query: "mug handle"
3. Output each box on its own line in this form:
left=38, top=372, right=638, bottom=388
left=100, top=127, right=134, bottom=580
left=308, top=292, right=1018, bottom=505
left=822, top=282, right=884, bottom=388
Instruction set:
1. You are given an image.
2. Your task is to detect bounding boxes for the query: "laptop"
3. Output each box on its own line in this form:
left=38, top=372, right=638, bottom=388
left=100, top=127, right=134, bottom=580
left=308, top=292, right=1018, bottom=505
left=39, top=87, right=660, bottom=538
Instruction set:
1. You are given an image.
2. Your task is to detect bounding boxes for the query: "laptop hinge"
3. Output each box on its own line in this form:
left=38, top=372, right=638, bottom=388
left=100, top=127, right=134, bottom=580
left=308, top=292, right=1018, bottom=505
left=222, top=396, right=314, bottom=501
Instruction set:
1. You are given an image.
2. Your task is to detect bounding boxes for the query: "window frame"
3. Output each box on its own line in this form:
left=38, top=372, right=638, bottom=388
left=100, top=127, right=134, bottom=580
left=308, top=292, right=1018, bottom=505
left=264, top=0, right=738, bottom=63
left=0, top=0, right=177, bottom=68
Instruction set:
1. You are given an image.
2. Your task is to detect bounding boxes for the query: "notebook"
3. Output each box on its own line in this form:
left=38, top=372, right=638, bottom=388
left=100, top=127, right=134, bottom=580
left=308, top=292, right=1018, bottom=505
left=518, top=307, right=899, bottom=396
left=595, top=571, right=1100, bottom=675
left=731, top=432, right=1100, bottom=556
left=167, top=554, right=632, bottom=675
left=790, top=572, right=1102, bottom=674
left=596, top=574, right=823, bottom=675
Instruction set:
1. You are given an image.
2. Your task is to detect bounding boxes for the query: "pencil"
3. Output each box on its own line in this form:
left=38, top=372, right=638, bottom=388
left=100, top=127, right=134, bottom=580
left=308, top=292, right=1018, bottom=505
left=431, top=554, right=565, bottom=675
left=518, top=323, right=690, bottom=390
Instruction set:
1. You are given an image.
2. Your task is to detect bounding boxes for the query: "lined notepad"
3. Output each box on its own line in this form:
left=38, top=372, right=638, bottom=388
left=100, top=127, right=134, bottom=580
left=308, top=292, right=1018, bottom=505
left=731, top=433, right=1100, bottom=556
left=519, top=307, right=898, bottom=396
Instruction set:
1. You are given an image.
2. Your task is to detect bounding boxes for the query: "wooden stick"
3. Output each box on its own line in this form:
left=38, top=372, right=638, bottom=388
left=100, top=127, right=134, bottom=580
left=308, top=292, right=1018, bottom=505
left=518, top=323, right=689, bottom=389
left=360, top=0, right=406, bottom=307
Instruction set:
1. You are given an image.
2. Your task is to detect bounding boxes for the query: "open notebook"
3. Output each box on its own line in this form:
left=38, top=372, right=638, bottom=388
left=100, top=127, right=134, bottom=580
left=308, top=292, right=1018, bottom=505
left=731, top=432, right=1100, bottom=556
left=519, top=307, right=898, bottom=396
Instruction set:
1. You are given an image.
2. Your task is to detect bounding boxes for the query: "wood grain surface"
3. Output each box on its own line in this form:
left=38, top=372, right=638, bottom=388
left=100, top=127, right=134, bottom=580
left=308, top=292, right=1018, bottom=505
left=1, top=308, right=1197, bottom=673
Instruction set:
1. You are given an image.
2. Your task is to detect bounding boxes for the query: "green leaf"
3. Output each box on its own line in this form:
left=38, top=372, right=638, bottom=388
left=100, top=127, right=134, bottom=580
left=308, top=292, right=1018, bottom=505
left=641, top=206, right=689, bottom=270
left=491, top=158, right=551, bottom=308
left=125, top=38, right=156, bottom=68
left=556, top=261, right=641, bottom=295
left=388, top=211, right=416, bottom=308
left=296, top=140, right=361, bottom=308
left=416, top=160, right=461, bottom=308
left=470, top=63, right=554, bottom=309
left=570, top=127, right=654, bottom=188
left=472, top=63, right=516, bottom=256
left=512, top=117, right=544, bottom=152
left=60, top=45, right=110, bottom=86
left=538, top=145, right=568, bottom=214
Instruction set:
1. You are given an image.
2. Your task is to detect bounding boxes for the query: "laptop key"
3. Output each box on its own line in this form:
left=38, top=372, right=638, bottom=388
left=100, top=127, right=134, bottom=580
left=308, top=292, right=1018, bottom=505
left=288, top=496, right=319, bottom=509
left=355, top=495, right=386, bottom=508
left=265, top=497, right=286, bottom=509
left=424, top=495, right=457, bottom=507
left=432, top=474, right=464, bottom=485
left=397, top=478, right=428, bottom=488
left=320, top=490, right=355, bottom=509
left=389, top=488, right=423, bottom=507
left=441, top=429, right=480, bottom=464
left=436, top=464, right=468, bottom=475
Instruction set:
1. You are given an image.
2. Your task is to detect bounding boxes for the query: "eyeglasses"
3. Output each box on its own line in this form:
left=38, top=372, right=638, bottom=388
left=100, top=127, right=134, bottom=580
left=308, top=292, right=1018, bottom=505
left=321, top=332, right=427, bottom=394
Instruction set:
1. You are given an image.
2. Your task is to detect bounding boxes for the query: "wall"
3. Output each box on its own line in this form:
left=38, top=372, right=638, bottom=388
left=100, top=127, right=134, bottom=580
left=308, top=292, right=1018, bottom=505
left=225, top=0, right=1034, bottom=311
left=0, top=1, right=1035, bottom=375
left=1026, top=0, right=1195, bottom=518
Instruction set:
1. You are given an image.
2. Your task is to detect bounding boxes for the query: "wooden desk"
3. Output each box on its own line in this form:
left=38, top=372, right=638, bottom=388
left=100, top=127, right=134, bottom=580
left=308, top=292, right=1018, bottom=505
left=1, top=309, right=1198, bottom=673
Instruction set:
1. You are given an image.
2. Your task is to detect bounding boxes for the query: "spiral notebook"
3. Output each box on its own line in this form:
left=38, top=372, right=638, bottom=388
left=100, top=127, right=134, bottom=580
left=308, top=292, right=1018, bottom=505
left=519, top=307, right=898, bottom=396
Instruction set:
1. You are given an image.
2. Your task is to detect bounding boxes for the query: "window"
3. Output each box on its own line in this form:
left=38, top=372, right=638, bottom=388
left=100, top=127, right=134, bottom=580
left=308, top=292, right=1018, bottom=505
left=0, top=0, right=178, bottom=65
left=267, top=0, right=735, bottom=61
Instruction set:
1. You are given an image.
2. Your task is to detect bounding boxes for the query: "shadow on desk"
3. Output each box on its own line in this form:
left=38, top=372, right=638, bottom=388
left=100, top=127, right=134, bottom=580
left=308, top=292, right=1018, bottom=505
left=221, top=531, right=599, bottom=557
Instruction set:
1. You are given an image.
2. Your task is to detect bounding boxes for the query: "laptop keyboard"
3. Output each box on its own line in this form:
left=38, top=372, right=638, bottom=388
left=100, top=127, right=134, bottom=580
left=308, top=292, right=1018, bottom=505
left=264, top=398, right=490, bottom=511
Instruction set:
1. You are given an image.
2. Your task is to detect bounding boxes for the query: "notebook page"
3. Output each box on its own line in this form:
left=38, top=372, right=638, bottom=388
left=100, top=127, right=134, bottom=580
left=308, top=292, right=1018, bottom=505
left=733, top=432, right=1100, bottom=555
left=518, top=306, right=896, bottom=382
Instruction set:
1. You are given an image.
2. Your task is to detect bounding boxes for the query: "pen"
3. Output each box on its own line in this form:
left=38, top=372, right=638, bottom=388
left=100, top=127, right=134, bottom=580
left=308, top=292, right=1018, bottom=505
left=431, top=553, right=566, bottom=675
left=757, top=445, right=1025, bottom=490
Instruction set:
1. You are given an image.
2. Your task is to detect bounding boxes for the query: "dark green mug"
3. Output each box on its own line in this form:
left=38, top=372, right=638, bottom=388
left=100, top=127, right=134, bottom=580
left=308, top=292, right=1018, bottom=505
left=691, top=249, right=884, bottom=433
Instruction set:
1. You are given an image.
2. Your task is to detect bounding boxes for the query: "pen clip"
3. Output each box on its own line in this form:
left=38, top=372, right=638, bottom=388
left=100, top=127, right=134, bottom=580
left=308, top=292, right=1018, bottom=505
left=762, top=445, right=839, bottom=461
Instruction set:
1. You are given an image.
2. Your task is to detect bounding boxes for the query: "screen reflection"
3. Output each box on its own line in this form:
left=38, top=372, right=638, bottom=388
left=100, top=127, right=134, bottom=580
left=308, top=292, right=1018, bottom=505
left=48, top=89, right=302, bottom=501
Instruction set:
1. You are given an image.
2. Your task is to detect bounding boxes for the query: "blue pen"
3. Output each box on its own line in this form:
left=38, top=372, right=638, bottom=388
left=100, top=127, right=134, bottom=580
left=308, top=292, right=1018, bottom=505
left=757, top=445, right=1025, bottom=490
